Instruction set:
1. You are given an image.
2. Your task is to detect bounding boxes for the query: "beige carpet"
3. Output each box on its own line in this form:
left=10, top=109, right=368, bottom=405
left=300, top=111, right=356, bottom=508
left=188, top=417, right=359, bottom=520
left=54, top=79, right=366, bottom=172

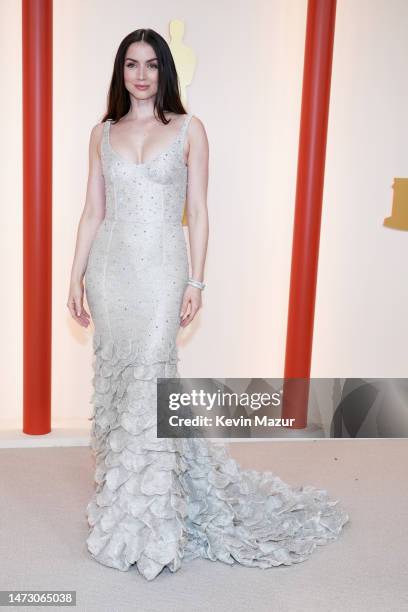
left=1, top=439, right=406, bottom=612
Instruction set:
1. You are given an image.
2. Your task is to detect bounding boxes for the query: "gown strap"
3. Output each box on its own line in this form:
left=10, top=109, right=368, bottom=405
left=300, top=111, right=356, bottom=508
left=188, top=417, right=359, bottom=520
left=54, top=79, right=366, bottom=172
left=180, top=113, right=193, bottom=143
left=101, top=119, right=112, bottom=156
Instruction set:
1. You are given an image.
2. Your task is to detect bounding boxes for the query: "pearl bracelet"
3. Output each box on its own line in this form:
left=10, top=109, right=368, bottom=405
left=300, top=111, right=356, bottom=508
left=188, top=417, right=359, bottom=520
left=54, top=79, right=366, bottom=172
left=187, top=278, right=206, bottom=290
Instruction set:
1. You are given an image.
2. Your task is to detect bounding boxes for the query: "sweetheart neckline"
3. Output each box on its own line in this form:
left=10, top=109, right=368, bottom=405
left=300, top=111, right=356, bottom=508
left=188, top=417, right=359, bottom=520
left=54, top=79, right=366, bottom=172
left=106, top=115, right=189, bottom=167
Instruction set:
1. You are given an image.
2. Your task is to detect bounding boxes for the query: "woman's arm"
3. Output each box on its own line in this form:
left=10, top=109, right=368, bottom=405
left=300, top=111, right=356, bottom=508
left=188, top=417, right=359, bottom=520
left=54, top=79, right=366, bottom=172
left=180, top=115, right=209, bottom=328
left=67, top=122, right=106, bottom=327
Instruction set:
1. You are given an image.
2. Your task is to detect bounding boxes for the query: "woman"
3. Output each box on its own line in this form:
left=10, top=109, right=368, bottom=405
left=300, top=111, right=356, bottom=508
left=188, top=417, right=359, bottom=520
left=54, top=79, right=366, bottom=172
left=68, top=28, right=349, bottom=581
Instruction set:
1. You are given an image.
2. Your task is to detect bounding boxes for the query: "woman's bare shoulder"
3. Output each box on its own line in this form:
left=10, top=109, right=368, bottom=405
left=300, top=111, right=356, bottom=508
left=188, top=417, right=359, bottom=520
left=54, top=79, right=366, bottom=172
left=188, top=114, right=208, bottom=142
left=89, top=121, right=105, bottom=158
left=91, top=121, right=105, bottom=140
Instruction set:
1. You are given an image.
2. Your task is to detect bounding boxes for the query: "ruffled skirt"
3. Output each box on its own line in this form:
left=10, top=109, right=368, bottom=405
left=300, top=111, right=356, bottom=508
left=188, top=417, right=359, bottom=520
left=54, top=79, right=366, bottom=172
left=85, top=333, right=350, bottom=581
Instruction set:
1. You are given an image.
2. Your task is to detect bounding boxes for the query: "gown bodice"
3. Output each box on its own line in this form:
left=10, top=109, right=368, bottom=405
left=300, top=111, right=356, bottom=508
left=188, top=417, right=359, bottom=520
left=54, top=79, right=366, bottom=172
left=101, top=114, right=192, bottom=226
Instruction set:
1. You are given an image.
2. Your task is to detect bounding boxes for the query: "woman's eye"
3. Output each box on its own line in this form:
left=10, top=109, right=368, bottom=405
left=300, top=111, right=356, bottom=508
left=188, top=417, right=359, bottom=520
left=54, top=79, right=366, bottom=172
left=125, top=63, right=157, bottom=69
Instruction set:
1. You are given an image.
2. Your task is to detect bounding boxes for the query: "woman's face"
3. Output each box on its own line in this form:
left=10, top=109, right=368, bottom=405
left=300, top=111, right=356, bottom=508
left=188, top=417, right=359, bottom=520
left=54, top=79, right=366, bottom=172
left=123, top=41, right=159, bottom=100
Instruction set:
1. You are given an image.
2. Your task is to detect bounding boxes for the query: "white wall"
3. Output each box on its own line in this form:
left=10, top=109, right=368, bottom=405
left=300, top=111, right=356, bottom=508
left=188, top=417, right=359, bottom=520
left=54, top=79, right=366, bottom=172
left=316, top=0, right=408, bottom=377
left=1, top=0, right=407, bottom=429
left=1, top=0, right=23, bottom=426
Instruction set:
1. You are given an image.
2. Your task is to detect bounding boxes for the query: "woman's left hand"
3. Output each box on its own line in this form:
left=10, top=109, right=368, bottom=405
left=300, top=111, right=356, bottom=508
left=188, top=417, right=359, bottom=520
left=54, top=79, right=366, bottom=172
left=179, top=285, right=202, bottom=327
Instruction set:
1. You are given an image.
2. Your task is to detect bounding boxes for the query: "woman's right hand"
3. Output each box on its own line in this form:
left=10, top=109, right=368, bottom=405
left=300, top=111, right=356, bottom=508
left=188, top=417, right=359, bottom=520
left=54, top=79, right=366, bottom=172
left=67, top=279, right=91, bottom=328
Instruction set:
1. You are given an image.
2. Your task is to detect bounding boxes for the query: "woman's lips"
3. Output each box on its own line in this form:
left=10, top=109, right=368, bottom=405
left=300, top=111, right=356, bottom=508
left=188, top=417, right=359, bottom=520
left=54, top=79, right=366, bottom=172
left=135, top=84, right=149, bottom=90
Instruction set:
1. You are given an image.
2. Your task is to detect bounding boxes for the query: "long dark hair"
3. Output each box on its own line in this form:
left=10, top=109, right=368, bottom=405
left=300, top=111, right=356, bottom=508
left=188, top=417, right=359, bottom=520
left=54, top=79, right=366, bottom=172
left=101, top=29, right=187, bottom=125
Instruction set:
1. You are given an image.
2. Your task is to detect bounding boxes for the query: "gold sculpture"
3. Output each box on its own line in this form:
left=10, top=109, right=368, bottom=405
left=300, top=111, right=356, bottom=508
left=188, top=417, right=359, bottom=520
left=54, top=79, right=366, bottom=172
left=384, top=178, right=408, bottom=231
left=168, top=19, right=197, bottom=226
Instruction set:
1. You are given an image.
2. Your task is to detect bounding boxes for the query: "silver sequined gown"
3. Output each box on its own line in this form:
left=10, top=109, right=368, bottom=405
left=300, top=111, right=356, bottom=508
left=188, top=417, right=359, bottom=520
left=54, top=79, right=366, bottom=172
left=84, top=113, right=350, bottom=581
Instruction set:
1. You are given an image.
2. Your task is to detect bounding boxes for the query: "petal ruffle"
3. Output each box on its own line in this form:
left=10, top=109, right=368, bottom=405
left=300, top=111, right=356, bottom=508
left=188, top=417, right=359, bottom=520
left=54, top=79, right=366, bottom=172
left=86, top=335, right=350, bottom=581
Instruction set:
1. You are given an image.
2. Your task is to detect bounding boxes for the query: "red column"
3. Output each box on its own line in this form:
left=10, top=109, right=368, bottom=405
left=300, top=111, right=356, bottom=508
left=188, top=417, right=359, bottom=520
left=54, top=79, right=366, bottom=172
left=282, top=0, right=337, bottom=428
left=22, top=0, right=53, bottom=434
